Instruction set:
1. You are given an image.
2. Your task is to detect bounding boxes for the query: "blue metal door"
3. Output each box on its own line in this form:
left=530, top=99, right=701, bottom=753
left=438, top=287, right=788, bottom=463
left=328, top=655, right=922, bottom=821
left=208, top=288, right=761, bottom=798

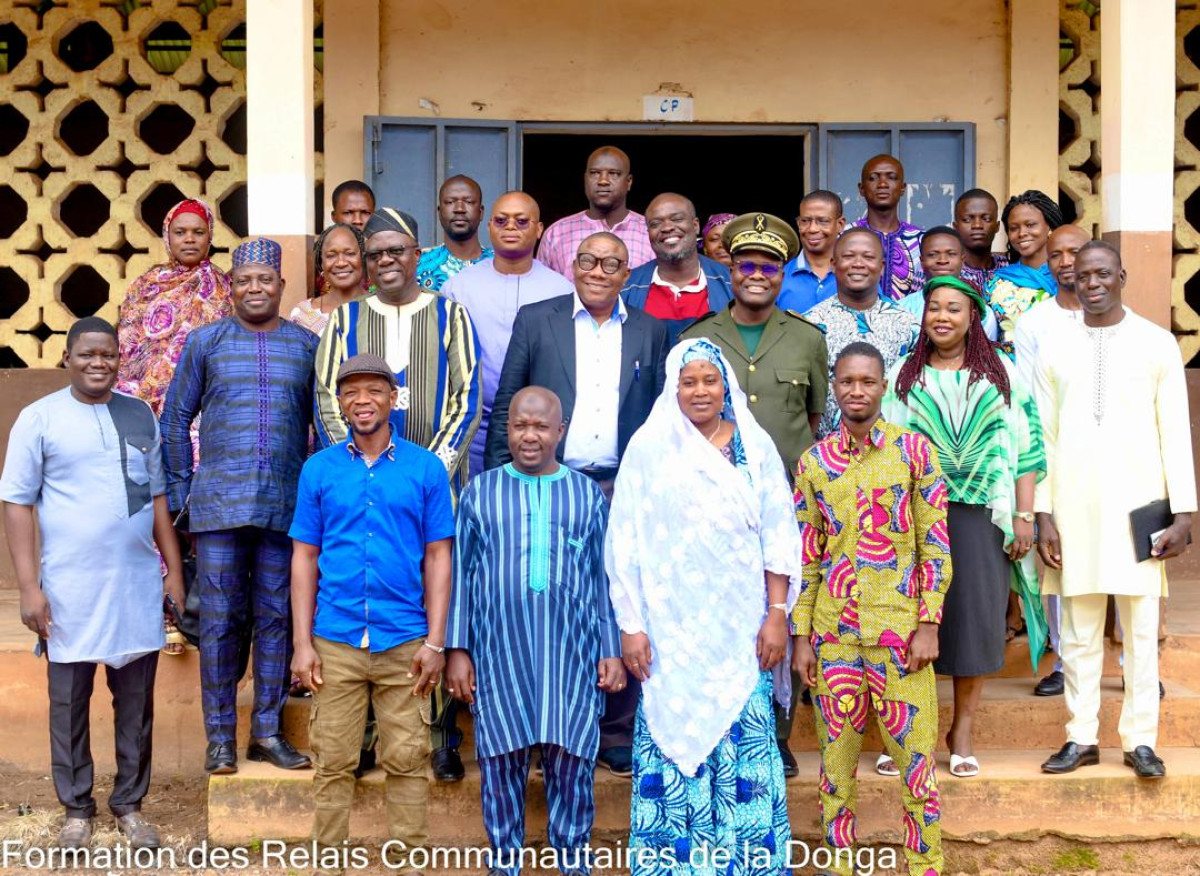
left=365, top=117, right=519, bottom=247
left=819, top=123, right=976, bottom=229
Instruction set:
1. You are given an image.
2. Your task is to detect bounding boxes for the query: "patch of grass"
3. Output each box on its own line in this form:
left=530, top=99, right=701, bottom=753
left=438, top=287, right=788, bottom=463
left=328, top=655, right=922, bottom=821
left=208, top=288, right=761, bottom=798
left=1052, top=846, right=1102, bottom=871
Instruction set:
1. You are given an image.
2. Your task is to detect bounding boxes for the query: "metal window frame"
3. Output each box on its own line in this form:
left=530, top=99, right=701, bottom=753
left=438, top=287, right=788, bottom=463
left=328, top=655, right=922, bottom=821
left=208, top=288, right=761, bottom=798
left=364, top=114, right=521, bottom=195
left=815, top=122, right=976, bottom=190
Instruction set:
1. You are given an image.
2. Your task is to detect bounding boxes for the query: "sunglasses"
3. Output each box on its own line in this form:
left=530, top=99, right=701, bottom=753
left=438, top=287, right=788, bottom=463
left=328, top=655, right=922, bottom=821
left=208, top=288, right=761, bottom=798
left=365, top=245, right=417, bottom=263
left=576, top=253, right=626, bottom=275
left=735, top=261, right=782, bottom=278
left=492, top=216, right=533, bottom=229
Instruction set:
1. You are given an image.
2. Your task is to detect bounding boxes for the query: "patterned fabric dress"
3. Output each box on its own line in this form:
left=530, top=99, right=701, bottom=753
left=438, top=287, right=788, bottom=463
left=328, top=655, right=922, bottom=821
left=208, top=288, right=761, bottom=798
left=881, top=358, right=1046, bottom=674
left=116, top=199, right=232, bottom=416
left=416, top=243, right=494, bottom=292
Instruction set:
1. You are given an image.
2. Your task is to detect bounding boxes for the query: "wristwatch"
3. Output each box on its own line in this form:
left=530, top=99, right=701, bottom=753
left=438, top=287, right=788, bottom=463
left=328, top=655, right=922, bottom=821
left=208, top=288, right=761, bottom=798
left=1014, top=511, right=1035, bottom=523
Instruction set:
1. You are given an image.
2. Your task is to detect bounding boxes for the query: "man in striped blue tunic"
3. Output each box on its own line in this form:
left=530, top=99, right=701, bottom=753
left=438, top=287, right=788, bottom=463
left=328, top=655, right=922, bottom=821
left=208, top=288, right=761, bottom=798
left=446, top=387, right=624, bottom=876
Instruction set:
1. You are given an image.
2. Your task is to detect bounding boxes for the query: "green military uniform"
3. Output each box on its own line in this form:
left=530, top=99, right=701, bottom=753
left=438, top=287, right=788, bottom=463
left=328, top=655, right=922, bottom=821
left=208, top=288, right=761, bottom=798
left=680, top=211, right=829, bottom=476
left=680, top=305, right=827, bottom=475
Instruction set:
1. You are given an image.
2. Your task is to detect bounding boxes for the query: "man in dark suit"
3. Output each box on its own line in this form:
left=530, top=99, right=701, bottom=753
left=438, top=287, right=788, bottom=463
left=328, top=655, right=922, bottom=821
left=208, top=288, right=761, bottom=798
left=486, top=231, right=668, bottom=494
left=485, top=231, right=668, bottom=778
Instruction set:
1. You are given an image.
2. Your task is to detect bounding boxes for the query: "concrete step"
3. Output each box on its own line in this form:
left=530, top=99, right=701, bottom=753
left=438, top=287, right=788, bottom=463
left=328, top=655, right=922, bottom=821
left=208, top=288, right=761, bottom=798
left=207, top=747, right=1200, bottom=846
left=239, top=673, right=1200, bottom=755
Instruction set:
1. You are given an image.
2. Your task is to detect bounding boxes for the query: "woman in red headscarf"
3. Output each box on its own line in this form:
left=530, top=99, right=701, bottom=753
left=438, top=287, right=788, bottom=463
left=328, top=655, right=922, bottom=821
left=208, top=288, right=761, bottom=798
left=117, top=199, right=232, bottom=655
left=117, top=199, right=232, bottom=415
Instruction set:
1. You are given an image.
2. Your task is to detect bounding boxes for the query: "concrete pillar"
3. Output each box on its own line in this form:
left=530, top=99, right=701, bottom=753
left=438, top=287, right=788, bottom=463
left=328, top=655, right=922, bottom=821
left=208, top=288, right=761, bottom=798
left=1100, top=0, right=1175, bottom=329
left=1007, top=0, right=1059, bottom=199
left=323, top=0, right=380, bottom=216
left=247, top=0, right=315, bottom=309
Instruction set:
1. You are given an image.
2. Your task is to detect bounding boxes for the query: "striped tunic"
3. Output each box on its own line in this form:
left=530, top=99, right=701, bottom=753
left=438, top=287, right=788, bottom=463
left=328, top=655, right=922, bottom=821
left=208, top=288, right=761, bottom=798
left=313, top=291, right=481, bottom=500
left=447, top=464, right=621, bottom=760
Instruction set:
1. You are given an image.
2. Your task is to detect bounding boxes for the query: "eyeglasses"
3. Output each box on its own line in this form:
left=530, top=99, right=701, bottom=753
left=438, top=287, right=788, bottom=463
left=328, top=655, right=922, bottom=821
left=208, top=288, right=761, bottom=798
left=364, top=245, right=417, bottom=263
left=798, top=217, right=834, bottom=229
left=735, top=261, right=782, bottom=278
left=576, top=253, right=626, bottom=274
left=492, top=216, right=533, bottom=229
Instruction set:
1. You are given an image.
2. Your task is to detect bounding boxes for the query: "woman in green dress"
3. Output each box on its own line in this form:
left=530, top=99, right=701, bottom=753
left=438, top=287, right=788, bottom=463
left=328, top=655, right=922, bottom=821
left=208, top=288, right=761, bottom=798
left=882, top=275, right=1045, bottom=777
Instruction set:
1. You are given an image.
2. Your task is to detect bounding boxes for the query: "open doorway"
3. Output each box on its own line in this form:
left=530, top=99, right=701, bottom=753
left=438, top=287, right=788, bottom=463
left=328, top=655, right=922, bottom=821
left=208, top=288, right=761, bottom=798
left=520, top=126, right=812, bottom=231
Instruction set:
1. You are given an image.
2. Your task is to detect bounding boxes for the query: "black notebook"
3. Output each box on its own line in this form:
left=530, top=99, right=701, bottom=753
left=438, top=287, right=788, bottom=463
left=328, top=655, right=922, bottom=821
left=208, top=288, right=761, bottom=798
left=1130, top=499, right=1192, bottom=562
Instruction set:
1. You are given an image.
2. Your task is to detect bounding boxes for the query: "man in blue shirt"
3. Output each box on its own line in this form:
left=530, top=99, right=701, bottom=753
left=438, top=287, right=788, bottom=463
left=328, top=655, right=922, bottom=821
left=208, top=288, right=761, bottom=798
left=776, top=189, right=846, bottom=314
left=290, top=353, right=454, bottom=867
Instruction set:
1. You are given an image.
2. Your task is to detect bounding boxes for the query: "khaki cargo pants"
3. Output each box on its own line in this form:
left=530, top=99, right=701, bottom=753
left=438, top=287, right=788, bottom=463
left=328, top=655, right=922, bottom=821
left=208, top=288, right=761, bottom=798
left=310, top=636, right=431, bottom=849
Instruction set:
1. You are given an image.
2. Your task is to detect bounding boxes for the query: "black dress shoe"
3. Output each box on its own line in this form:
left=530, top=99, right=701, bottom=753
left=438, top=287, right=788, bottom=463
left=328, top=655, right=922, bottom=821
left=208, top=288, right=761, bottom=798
left=431, top=746, right=465, bottom=782
left=777, top=740, right=799, bottom=778
left=247, top=735, right=312, bottom=770
left=1123, top=745, right=1165, bottom=779
left=205, top=742, right=238, bottom=775
left=1041, top=742, right=1099, bottom=774
left=597, top=745, right=633, bottom=777
left=1034, top=670, right=1064, bottom=697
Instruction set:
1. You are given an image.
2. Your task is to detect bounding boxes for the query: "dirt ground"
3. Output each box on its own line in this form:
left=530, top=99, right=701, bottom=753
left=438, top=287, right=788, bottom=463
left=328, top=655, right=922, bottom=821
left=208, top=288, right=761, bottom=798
left=1, top=767, right=1198, bottom=875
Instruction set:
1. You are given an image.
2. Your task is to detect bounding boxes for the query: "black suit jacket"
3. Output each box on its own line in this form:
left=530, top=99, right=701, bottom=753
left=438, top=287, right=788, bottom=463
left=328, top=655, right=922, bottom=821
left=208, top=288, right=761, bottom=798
left=484, top=293, right=669, bottom=471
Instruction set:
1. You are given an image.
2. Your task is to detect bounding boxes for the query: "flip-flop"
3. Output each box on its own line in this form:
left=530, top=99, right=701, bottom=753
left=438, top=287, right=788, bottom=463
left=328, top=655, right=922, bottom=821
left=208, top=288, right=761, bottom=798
left=875, top=753, right=900, bottom=777
left=949, top=753, right=980, bottom=778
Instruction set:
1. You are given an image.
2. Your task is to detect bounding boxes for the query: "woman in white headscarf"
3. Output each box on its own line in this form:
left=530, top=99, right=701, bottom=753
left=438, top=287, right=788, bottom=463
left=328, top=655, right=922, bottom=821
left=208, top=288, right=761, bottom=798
left=606, top=337, right=803, bottom=876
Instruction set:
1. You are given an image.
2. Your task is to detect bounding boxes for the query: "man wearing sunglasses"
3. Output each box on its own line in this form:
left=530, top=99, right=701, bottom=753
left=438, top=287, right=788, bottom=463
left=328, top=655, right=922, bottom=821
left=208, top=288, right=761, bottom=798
left=679, top=212, right=828, bottom=779
left=313, top=207, right=482, bottom=505
left=486, top=231, right=669, bottom=779
left=444, top=192, right=573, bottom=479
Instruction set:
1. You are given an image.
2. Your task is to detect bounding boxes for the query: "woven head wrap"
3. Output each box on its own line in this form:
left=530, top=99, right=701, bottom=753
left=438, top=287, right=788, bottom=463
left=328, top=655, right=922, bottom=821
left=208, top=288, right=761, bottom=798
left=231, top=237, right=283, bottom=273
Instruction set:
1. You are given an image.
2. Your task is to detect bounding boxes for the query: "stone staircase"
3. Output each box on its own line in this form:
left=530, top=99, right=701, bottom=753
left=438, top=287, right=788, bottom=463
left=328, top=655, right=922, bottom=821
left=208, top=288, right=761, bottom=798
left=4, top=589, right=1200, bottom=858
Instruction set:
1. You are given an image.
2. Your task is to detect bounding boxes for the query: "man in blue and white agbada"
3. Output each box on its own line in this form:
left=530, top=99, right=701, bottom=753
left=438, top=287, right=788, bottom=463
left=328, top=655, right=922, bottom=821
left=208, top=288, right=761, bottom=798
left=447, top=386, right=623, bottom=876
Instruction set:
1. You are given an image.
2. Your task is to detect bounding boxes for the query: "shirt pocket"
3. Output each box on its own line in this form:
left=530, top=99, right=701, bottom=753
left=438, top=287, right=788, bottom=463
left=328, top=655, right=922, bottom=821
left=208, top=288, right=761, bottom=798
left=548, top=527, right=588, bottom=600
left=775, top=369, right=810, bottom=414
left=124, top=434, right=156, bottom=486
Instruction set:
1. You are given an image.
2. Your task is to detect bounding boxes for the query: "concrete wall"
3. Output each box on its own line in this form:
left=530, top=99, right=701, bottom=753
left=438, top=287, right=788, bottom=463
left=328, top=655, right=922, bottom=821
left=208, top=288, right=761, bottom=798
left=374, top=0, right=1012, bottom=200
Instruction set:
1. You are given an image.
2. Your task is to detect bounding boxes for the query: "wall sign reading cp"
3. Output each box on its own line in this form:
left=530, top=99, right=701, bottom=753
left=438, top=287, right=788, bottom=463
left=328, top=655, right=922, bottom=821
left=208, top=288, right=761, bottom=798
left=642, top=95, right=694, bottom=122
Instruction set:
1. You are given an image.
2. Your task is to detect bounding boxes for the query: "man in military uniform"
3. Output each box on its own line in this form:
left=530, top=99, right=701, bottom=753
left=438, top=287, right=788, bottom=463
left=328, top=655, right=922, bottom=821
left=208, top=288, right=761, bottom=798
left=681, top=212, right=827, bottom=478
left=680, top=213, right=828, bottom=779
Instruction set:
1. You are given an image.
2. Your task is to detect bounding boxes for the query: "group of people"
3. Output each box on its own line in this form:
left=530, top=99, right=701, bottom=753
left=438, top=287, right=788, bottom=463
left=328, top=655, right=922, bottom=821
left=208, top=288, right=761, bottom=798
left=2, top=143, right=1195, bottom=876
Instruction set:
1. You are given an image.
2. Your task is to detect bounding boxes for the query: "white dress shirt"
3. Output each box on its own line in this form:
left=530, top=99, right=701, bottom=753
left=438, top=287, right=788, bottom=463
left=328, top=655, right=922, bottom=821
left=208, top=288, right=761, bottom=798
left=564, top=294, right=626, bottom=469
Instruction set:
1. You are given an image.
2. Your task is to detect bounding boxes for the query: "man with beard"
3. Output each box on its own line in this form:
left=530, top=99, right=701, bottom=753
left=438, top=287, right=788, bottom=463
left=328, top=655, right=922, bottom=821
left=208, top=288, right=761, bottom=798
left=417, top=175, right=494, bottom=292
left=620, top=192, right=733, bottom=344
left=537, top=146, right=654, bottom=278
left=443, top=191, right=573, bottom=477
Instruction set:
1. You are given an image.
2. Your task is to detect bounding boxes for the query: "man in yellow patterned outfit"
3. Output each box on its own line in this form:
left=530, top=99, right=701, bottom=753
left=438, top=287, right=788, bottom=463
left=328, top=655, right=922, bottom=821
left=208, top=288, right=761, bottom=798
left=792, top=341, right=952, bottom=876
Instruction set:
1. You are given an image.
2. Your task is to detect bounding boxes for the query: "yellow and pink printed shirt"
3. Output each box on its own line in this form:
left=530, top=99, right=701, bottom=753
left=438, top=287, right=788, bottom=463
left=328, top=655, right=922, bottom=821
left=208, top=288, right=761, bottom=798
left=792, top=418, right=952, bottom=650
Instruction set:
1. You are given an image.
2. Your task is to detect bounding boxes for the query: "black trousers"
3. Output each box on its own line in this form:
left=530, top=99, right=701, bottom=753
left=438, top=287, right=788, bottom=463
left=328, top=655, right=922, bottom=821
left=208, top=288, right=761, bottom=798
left=48, top=652, right=159, bottom=819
